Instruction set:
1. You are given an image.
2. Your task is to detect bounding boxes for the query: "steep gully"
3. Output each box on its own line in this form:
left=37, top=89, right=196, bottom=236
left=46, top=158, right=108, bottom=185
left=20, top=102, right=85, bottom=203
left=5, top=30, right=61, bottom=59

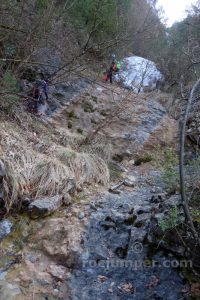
left=0, top=79, right=188, bottom=299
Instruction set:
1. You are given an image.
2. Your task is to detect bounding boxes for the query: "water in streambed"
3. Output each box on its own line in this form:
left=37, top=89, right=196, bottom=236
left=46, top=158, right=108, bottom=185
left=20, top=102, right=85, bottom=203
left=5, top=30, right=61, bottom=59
left=69, top=171, right=187, bottom=300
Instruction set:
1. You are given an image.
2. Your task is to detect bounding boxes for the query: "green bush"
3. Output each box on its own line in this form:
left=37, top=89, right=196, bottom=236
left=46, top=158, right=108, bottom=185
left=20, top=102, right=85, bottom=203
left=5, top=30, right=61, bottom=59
left=77, top=128, right=83, bottom=134
left=134, top=154, right=153, bottom=166
left=1, top=70, right=19, bottom=113
left=83, top=102, right=94, bottom=113
left=159, top=206, right=178, bottom=231
left=4, top=43, right=16, bottom=58
left=67, top=0, right=132, bottom=44
left=162, top=148, right=179, bottom=193
left=2, top=70, right=18, bottom=93
left=36, top=0, right=50, bottom=10
left=67, top=111, right=76, bottom=118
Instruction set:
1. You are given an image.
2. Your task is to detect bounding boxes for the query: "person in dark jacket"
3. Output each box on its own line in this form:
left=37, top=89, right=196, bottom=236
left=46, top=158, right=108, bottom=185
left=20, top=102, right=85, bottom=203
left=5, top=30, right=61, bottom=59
left=39, top=73, right=49, bottom=100
left=105, top=65, right=113, bottom=84
left=32, top=81, right=41, bottom=111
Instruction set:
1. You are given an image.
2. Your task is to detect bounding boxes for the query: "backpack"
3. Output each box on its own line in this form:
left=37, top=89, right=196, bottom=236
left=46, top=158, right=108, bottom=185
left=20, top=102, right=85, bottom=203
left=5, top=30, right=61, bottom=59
left=33, top=87, right=40, bottom=98
left=103, top=72, right=109, bottom=81
left=112, top=63, right=117, bottom=72
left=116, top=61, right=121, bottom=71
left=33, top=79, right=46, bottom=99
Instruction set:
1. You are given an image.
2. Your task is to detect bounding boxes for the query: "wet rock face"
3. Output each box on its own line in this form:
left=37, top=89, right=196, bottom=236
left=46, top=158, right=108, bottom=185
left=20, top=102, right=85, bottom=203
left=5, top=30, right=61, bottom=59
left=70, top=172, right=185, bottom=300
left=43, top=78, right=90, bottom=117
left=123, top=99, right=166, bottom=144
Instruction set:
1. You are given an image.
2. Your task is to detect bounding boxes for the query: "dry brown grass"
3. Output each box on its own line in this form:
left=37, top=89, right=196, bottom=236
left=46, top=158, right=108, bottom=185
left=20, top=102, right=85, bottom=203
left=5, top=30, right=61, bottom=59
left=0, top=102, right=112, bottom=212
left=2, top=151, right=73, bottom=212
left=50, top=146, right=110, bottom=186
left=1, top=128, right=110, bottom=212
left=2, top=151, right=36, bottom=211
left=80, top=137, right=113, bottom=162
left=31, top=158, right=74, bottom=198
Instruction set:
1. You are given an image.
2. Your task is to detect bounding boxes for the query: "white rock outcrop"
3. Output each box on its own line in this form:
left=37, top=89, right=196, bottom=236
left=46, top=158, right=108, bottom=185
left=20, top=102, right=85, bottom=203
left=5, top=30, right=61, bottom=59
left=116, top=56, right=164, bottom=93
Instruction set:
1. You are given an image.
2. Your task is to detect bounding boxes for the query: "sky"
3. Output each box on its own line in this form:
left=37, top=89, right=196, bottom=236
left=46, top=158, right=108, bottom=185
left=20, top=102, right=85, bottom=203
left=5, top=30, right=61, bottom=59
left=156, top=0, right=197, bottom=27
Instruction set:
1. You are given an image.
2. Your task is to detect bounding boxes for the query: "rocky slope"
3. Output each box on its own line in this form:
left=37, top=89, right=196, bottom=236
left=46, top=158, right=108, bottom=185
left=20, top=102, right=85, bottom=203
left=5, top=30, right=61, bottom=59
left=0, top=78, right=186, bottom=299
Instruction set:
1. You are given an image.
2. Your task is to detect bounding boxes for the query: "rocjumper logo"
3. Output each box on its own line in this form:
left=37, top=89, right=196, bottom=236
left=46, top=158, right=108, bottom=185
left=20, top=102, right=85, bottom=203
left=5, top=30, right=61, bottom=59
left=82, top=258, right=192, bottom=270
left=82, top=242, right=192, bottom=270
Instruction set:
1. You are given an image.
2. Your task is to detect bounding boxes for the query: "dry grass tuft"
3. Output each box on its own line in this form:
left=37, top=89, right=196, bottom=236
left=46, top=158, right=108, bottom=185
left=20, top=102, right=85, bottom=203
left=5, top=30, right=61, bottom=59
left=0, top=117, right=110, bottom=212
left=2, top=145, right=110, bottom=212
left=31, top=158, right=73, bottom=198
left=80, top=139, right=113, bottom=162
left=2, top=150, right=74, bottom=212
left=2, top=151, right=36, bottom=211
left=54, top=147, right=110, bottom=186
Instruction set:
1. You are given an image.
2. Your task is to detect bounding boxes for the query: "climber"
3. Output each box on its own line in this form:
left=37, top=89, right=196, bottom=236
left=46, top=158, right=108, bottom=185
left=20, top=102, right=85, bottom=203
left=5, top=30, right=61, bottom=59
left=102, top=55, right=121, bottom=83
left=103, top=62, right=119, bottom=84
left=32, top=76, right=48, bottom=111
left=111, top=61, right=117, bottom=72
left=106, top=65, right=113, bottom=84
left=32, top=81, right=41, bottom=111
left=39, top=73, right=49, bottom=100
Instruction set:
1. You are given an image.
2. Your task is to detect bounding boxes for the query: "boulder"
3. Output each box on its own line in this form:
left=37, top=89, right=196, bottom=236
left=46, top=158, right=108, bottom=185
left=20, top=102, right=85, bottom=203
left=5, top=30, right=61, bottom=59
left=36, top=218, right=82, bottom=267
left=115, top=56, right=164, bottom=93
left=28, top=194, right=71, bottom=219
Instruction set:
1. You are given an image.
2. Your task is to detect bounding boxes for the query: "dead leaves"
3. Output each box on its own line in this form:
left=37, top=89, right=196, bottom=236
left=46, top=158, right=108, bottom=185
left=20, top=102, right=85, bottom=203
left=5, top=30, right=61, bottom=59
left=191, top=283, right=200, bottom=297
left=146, top=275, right=160, bottom=289
left=98, top=275, right=107, bottom=283
left=117, top=282, right=136, bottom=295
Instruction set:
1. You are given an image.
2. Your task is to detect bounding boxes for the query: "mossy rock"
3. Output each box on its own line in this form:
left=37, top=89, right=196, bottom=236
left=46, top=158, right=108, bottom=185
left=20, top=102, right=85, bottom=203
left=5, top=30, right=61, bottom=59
left=91, top=119, right=98, bottom=124
left=77, top=128, right=83, bottom=134
left=83, top=102, right=95, bottom=113
left=67, top=111, right=76, bottom=118
left=100, top=110, right=108, bottom=116
left=135, top=154, right=153, bottom=166
left=91, top=95, right=98, bottom=103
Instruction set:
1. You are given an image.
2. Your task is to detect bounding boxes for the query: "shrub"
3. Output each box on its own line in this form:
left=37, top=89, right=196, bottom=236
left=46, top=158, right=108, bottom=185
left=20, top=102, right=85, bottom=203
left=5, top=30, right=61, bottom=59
left=83, top=102, right=95, bottom=113
left=159, top=206, right=178, bottom=231
left=2, top=70, right=18, bottom=93
left=67, top=111, right=76, bottom=118
left=36, top=0, right=50, bottom=9
left=134, top=154, right=153, bottom=166
left=77, top=128, right=83, bottom=134
left=162, top=148, right=179, bottom=193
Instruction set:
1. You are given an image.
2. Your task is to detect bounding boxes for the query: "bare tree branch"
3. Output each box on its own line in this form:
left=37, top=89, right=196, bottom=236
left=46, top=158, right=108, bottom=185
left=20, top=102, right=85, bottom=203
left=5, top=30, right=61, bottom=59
left=179, top=77, right=200, bottom=241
